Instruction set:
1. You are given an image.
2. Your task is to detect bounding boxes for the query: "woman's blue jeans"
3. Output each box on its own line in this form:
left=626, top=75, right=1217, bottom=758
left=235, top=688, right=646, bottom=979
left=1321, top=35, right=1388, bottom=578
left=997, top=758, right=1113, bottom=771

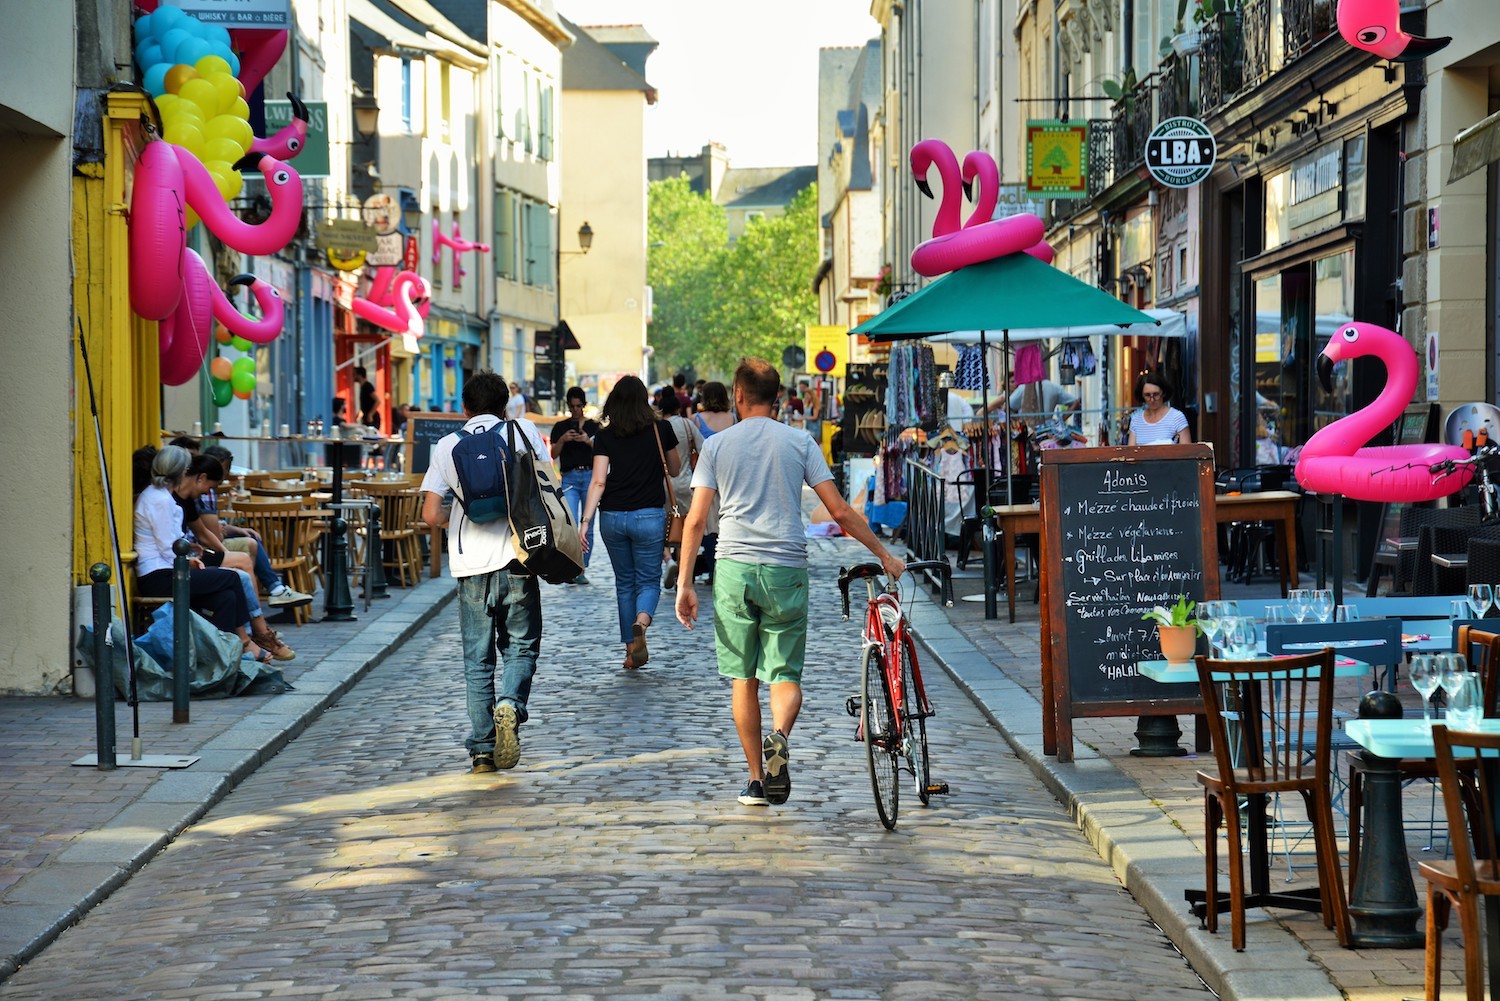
left=560, top=469, right=593, bottom=568
left=599, top=507, right=665, bottom=644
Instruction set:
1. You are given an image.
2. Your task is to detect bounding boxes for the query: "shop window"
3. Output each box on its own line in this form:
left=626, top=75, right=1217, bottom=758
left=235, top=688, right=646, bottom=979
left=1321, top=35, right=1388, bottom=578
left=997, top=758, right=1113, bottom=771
left=539, top=84, right=554, bottom=160
left=400, top=58, right=412, bottom=132
left=1264, top=169, right=1290, bottom=251
left=1344, top=134, right=1367, bottom=220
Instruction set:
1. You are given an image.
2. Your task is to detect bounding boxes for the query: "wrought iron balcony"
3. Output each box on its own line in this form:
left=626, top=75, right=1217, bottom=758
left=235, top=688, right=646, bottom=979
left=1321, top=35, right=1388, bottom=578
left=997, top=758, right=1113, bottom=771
left=1242, top=0, right=1273, bottom=88
left=1284, top=0, right=1336, bottom=58
left=1199, top=11, right=1243, bottom=116
left=1111, top=74, right=1156, bottom=175
left=1157, top=52, right=1198, bottom=121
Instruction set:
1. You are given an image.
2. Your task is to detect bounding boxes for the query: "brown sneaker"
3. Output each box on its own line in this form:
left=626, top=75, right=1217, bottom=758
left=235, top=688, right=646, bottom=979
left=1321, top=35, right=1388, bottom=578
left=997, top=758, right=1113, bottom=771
left=252, top=629, right=296, bottom=662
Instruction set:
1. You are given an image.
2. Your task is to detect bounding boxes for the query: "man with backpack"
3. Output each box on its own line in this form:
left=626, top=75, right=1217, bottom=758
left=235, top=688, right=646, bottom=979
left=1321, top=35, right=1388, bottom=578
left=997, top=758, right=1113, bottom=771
left=421, top=371, right=551, bottom=773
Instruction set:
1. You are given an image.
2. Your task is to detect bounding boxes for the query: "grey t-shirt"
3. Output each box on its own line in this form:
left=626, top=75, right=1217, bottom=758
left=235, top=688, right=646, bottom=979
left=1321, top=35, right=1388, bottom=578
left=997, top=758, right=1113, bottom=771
left=690, top=417, right=833, bottom=568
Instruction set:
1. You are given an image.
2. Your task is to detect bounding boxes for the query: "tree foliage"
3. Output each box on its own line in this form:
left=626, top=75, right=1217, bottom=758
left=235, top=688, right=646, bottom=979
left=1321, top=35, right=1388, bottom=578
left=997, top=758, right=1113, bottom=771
left=647, top=176, right=819, bottom=380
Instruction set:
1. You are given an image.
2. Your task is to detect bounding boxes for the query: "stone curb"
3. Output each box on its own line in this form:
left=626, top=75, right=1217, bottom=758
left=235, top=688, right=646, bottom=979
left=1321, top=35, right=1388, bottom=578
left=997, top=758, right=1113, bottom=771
left=0, top=580, right=457, bottom=982
left=905, top=593, right=1342, bottom=1001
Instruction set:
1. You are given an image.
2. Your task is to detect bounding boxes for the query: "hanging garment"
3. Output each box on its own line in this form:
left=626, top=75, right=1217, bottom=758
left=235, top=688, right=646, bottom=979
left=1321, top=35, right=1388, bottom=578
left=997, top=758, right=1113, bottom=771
left=915, top=345, right=939, bottom=428
left=953, top=345, right=992, bottom=391
left=1014, top=343, right=1044, bottom=385
left=1060, top=338, right=1097, bottom=376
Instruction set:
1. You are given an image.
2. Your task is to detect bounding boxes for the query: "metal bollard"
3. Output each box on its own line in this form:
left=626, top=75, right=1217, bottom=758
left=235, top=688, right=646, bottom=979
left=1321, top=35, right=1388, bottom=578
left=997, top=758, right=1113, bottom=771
left=323, top=516, right=356, bottom=621
left=89, top=563, right=116, bottom=769
left=367, top=502, right=389, bottom=598
left=171, top=539, right=193, bottom=724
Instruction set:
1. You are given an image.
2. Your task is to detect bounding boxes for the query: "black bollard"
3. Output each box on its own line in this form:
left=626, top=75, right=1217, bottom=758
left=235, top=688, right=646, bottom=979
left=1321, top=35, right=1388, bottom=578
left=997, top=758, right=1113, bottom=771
left=323, top=516, right=356, bottom=621
left=366, top=502, right=389, bottom=598
left=89, top=563, right=116, bottom=770
left=171, top=539, right=193, bottom=724
left=1347, top=689, right=1423, bottom=947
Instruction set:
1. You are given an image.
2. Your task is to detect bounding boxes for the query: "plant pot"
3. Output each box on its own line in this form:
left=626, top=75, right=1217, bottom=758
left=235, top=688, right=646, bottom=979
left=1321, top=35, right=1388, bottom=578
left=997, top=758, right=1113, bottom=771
left=1157, top=624, right=1198, bottom=663
left=1171, top=28, right=1202, bottom=56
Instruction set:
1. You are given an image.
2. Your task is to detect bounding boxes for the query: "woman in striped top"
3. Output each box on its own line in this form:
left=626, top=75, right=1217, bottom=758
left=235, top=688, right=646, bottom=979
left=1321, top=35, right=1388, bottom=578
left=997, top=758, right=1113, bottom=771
left=1127, top=370, right=1191, bottom=446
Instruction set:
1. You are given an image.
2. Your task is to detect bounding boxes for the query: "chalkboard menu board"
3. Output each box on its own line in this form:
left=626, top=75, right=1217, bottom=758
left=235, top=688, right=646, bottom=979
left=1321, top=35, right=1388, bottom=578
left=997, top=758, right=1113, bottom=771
left=1038, top=444, right=1218, bottom=763
left=403, top=412, right=466, bottom=474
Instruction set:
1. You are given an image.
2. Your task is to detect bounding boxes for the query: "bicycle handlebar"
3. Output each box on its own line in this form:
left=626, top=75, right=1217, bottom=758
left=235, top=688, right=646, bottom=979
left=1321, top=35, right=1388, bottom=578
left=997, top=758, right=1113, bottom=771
left=837, top=560, right=954, bottom=620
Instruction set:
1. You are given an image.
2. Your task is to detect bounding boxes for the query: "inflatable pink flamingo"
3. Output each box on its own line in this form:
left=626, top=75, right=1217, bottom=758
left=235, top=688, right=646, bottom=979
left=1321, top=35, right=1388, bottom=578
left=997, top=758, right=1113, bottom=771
left=176, top=149, right=302, bottom=255
left=228, top=27, right=287, bottom=94
left=910, top=144, right=1047, bottom=276
left=250, top=93, right=310, bottom=160
left=960, top=149, right=999, bottom=228
left=1295, top=322, right=1471, bottom=502
left=433, top=220, right=491, bottom=288
left=366, top=265, right=432, bottom=319
left=129, top=138, right=187, bottom=321
left=214, top=271, right=285, bottom=343
left=1337, top=0, right=1450, bottom=61
left=158, top=252, right=287, bottom=385
left=353, top=270, right=429, bottom=338
left=911, top=139, right=963, bottom=237
left=1024, top=240, right=1056, bottom=265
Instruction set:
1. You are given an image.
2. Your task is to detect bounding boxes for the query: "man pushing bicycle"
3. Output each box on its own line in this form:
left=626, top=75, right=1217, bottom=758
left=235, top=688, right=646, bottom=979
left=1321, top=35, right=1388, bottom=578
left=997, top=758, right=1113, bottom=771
left=675, top=357, right=904, bottom=807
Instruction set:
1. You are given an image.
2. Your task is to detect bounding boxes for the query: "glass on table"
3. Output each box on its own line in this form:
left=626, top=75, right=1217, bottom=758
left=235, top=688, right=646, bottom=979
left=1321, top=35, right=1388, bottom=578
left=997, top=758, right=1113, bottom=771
left=1334, top=603, right=1359, bottom=623
left=1447, top=672, right=1485, bottom=731
left=1454, top=599, right=1475, bottom=621
left=1469, top=584, right=1494, bottom=619
left=1288, top=589, right=1312, bottom=623
left=1264, top=604, right=1288, bottom=625
left=1197, top=602, right=1224, bottom=655
left=1438, top=654, right=1471, bottom=717
left=1222, top=616, right=1258, bottom=660
left=1409, top=654, right=1440, bottom=726
left=1310, top=588, right=1334, bottom=623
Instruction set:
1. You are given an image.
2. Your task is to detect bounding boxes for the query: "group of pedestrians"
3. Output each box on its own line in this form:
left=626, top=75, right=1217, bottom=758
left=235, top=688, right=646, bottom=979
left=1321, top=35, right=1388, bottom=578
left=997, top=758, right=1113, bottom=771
left=420, top=359, right=903, bottom=805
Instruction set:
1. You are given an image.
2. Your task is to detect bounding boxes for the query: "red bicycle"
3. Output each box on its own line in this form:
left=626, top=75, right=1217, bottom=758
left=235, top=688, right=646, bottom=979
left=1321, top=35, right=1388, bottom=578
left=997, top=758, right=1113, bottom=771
left=838, top=560, right=953, bottom=829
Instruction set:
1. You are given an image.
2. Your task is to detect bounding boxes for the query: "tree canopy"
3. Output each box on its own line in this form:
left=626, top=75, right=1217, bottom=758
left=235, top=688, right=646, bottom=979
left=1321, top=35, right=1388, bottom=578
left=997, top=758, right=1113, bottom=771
left=647, top=176, right=819, bottom=381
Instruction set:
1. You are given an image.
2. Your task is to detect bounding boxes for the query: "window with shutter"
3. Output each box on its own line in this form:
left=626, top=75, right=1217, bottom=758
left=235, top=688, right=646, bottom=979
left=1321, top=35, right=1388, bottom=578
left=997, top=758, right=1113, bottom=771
left=539, top=85, right=554, bottom=160
left=494, top=189, right=515, bottom=279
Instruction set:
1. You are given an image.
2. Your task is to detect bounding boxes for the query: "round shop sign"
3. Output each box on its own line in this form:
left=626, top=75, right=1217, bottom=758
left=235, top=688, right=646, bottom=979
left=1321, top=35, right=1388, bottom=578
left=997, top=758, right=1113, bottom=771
left=1145, top=117, right=1217, bottom=189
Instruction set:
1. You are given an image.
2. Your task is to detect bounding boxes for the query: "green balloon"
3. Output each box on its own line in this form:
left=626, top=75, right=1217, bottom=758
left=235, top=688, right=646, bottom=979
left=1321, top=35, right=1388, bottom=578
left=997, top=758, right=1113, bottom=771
left=230, top=370, right=257, bottom=395
left=211, top=378, right=234, bottom=407
left=231, top=355, right=255, bottom=377
left=230, top=335, right=253, bottom=352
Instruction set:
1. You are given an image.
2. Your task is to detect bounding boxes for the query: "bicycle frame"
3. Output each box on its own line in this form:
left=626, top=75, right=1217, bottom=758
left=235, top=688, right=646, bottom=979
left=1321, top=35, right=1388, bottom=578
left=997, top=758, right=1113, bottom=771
left=857, top=579, right=931, bottom=747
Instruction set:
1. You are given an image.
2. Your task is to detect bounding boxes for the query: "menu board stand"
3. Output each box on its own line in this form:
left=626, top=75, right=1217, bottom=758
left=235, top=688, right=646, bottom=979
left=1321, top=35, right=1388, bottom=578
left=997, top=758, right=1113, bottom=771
left=1039, top=444, right=1219, bottom=763
left=403, top=412, right=468, bottom=475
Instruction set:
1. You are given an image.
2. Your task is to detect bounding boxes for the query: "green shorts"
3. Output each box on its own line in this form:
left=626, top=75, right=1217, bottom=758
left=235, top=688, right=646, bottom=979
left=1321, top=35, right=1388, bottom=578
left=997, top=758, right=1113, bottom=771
left=222, top=538, right=253, bottom=554
left=713, top=558, right=809, bottom=685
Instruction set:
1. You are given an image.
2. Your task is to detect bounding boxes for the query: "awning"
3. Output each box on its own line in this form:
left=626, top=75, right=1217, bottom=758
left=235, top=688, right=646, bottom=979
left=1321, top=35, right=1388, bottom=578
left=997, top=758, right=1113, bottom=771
left=551, top=320, right=582, bottom=350
left=1449, top=109, right=1500, bottom=184
left=347, top=0, right=434, bottom=53
left=929, top=307, right=1188, bottom=345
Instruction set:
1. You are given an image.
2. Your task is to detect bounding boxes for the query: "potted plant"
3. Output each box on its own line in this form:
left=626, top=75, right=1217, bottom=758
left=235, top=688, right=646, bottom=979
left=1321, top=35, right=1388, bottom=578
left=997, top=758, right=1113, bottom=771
left=1143, top=595, right=1200, bottom=663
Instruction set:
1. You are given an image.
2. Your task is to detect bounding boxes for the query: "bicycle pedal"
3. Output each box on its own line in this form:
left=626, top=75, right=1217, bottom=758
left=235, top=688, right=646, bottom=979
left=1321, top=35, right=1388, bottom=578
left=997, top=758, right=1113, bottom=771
left=925, top=782, right=950, bottom=796
left=845, top=696, right=863, bottom=718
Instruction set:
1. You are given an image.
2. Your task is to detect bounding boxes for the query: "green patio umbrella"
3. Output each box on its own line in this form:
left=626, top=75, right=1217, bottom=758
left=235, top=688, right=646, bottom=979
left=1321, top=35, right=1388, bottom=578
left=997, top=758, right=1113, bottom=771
left=850, top=251, right=1159, bottom=617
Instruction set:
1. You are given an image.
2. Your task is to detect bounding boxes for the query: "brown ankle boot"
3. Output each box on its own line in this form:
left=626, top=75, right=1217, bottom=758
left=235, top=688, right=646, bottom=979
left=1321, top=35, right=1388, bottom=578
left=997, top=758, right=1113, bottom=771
left=252, top=629, right=296, bottom=662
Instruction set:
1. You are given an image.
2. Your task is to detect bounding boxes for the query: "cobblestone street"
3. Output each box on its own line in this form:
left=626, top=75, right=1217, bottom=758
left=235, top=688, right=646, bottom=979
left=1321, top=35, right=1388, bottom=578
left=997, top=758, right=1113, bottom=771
left=1, top=539, right=1209, bottom=999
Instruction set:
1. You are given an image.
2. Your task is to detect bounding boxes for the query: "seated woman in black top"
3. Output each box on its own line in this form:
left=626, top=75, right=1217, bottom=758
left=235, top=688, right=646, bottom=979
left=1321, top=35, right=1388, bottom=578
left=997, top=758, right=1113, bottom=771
left=580, top=376, right=681, bottom=669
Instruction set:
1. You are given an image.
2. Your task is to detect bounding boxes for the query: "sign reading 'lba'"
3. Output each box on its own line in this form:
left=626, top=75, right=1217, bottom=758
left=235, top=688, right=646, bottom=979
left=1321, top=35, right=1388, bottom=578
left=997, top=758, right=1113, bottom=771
left=1145, top=117, right=1217, bottom=188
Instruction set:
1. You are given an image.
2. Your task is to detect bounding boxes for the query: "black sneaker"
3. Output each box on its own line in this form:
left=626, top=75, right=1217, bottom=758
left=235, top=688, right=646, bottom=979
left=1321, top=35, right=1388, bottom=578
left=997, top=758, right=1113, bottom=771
left=762, top=730, right=791, bottom=805
left=493, top=703, right=521, bottom=769
left=470, top=753, right=496, bottom=773
left=738, top=780, right=769, bottom=805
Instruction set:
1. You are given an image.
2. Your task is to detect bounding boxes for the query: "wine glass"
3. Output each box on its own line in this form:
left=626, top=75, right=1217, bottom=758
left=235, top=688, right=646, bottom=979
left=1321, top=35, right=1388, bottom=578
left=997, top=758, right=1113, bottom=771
left=1439, top=654, right=1470, bottom=717
left=1469, top=584, right=1494, bottom=619
left=1448, top=672, right=1485, bottom=731
left=1288, top=589, right=1312, bottom=624
left=1310, top=589, right=1334, bottom=623
left=1198, top=602, right=1224, bottom=656
left=1454, top=599, right=1475, bottom=622
left=1223, top=616, right=1257, bottom=660
left=1409, top=655, right=1440, bottom=726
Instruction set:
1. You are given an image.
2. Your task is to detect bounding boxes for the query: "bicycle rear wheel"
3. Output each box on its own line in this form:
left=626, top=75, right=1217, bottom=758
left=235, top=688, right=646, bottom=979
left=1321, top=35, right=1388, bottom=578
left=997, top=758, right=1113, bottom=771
left=900, top=635, right=932, bottom=806
left=862, top=643, right=899, bottom=829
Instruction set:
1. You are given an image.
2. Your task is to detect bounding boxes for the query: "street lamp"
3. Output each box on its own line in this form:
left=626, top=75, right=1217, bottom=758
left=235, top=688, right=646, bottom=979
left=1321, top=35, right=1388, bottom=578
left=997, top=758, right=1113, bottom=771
left=562, top=221, right=594, bottom=256
left=351, top=93, right=379, bottom=139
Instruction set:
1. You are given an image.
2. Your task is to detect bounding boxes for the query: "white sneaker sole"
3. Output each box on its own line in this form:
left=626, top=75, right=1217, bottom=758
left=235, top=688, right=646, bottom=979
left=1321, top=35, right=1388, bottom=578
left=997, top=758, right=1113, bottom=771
left=493, top=704, right=521, bottom=769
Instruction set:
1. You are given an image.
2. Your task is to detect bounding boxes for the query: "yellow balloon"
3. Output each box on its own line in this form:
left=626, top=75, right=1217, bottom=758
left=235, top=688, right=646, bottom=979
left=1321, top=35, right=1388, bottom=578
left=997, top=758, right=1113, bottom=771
left=228, top=96, right=250, bottom=121
left=164, top=64, right=199, bottom=95
left=155, top=93, right=180, bottom=116
left=202, top=136, right=244, bottom=163
left=194, top=54, right=232, bottom=78
left=210, top=164, right=243, bottom=202
left=186, top=207, right=201, bottom=231
left=179, top=78, right=222, bottom=118
left=205, top=114, right=254, bottom=150
left=162, top=120, right=205, bottom=153
left=209, top=74, right=242, bottom=116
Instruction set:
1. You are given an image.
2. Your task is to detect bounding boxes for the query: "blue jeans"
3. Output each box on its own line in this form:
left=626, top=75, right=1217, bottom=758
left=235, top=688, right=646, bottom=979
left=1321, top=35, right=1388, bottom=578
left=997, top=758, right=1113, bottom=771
left=599, top=507, right=666, bottom=644
left=560, top=468, right=594, bottom=568
left=233, top=569, right=262, bottom=622
left=457, top=570, right=542, bottom=755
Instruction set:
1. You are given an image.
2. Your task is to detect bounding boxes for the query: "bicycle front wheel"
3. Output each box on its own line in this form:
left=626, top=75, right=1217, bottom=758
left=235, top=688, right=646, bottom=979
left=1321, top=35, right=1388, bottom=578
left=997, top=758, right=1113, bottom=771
left=900, top=635, right=932, bottom=806
left=862, top=643, right=899, bottom=829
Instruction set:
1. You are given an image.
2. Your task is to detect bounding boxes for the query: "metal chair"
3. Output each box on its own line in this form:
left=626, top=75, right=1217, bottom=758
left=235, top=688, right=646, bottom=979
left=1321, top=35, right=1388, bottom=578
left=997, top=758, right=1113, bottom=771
left=1194, top=649, right=1352, bottom=951
left=1423, top=725, right=1500, bottom=999
left=1411, top=509, right=1488, bottom=596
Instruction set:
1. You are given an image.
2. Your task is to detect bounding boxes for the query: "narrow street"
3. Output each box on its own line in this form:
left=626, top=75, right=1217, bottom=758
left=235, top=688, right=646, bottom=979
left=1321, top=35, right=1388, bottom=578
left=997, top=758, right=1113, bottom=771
left=1, top=539, right=1209, bottom=999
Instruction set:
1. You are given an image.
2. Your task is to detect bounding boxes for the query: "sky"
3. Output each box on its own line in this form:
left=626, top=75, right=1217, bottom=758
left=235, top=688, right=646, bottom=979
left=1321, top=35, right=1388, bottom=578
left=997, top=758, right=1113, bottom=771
left=557, top=0, right=880, bottom=168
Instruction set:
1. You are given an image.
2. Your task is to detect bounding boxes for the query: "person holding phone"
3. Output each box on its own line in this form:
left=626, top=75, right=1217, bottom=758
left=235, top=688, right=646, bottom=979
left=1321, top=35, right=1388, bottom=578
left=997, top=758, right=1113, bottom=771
left=550, top=386, right=600, bottom=584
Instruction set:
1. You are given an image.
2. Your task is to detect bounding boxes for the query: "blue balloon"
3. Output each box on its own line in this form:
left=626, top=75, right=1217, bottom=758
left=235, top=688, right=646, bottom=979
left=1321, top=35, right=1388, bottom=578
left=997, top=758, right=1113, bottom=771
left=142, top=63, right=170, bottom=97
left=206, top=24, right=231, bottom=49
left=133, top=10, right=156, bottom=39
left=159, top=28, right=190, bottom=62
left=176, top=37, right=213, bottom=67
left=224, top=50, right=241, bottom=77
left=153, top=5, right=187, bottom=31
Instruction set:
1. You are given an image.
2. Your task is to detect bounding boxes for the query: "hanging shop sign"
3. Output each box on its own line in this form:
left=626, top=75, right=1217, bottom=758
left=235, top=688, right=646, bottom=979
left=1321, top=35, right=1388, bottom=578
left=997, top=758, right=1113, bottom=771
left=1025, top=120, right=1090, bottom=199
left=317, top=219, right=379, bottom=255
left=1145, top=117, right=1217, bottom=188
left=161, top=0, right=291, bottom=27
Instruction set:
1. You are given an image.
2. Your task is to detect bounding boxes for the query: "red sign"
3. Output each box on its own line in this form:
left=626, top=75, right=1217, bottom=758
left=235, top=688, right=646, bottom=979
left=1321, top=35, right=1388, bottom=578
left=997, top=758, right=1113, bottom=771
left=403, top=235, right=419, bottom=273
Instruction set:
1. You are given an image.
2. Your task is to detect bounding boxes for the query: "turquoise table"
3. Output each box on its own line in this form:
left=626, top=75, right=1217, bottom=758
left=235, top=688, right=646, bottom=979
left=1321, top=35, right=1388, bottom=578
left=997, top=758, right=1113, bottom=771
left=1137, top=657, right=1371, bottom=684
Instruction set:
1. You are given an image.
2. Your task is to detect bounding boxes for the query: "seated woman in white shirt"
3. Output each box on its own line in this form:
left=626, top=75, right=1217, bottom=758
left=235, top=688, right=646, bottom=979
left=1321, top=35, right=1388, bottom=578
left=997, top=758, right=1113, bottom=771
left=1127, top=370, right=1191, bottom=445
left=133, top=446, right=292, bottom=662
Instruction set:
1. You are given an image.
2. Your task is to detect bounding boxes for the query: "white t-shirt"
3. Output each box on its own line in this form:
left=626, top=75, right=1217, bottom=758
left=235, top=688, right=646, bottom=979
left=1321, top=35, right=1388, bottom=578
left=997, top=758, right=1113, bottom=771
left=1009, top=380, right=1078, bottom=415
left=946, top=390, right=974, bottom=428
left=1130, top=406, right=1189, bottom=445
left=505, top=394, right=527, bottom=420
left=421, top=414, right=550, bottom=577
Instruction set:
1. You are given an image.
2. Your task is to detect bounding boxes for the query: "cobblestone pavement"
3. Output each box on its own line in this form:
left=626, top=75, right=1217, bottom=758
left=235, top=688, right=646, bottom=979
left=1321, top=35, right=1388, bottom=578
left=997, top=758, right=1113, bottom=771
left=2, top=539, right=1209, bottom=1000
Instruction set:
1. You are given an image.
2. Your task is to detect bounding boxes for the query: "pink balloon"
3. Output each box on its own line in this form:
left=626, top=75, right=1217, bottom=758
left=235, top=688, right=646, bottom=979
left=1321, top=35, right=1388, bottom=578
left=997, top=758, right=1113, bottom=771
left=352, top=271, right=429, bottom=338
left=173, top=147, right=302, bottom=255
left=1295, top=321, right=1472, bottom=502
left=227, top=27, right=287, bottom=94
left=159, top=250, right=215, bottom=386
left=128, top=140, right=187, bottom=321
left=1336, top=0, right=1450, bottom=61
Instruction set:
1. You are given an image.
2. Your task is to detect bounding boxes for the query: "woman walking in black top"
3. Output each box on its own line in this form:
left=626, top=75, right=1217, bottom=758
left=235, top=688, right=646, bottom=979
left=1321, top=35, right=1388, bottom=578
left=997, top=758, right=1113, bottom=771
left=580, top=376, right=681, bottom=668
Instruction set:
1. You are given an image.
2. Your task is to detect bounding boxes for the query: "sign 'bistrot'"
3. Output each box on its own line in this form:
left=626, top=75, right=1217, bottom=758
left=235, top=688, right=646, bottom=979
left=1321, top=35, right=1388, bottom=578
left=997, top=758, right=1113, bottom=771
left=1145, top=117, right=1217, bottom=188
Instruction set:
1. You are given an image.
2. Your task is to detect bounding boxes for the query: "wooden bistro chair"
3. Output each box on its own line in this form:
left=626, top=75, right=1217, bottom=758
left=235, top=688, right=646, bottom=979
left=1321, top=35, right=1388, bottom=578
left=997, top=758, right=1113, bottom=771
left=1194, top=649, right=1352, bottom=951
left=355, top=480, right=424, bottom=586
left=1425, top=725, right=1500, bottom=1000
left=235, top=499, right=316, bottom=625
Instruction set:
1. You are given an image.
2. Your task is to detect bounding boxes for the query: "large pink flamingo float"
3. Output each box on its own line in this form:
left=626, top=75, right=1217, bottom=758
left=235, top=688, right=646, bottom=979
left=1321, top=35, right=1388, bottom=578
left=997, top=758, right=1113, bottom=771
left=433, top=220, right=491, bottom=289
left=960, top=148, right=1055, bottom=264
left=909, top=140, right=1045, bottom=277
left=1336, top=0, right=1450, bottom=61
left=158, top=252, right=285, bottom=385
left=250, top=93, right=310, bottom=160
left=365, top=265, right=432, bottom=320
left=1295, top=321, right=1471, bottom=502
left=353, top=270, right=430, bottom=340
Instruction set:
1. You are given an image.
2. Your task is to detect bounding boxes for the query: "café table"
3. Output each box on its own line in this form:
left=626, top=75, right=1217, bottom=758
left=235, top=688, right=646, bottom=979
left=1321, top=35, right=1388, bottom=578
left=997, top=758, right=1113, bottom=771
left=1212, top=490, right=1301, bottom=597
left=1342, top=718, right=1500, bottom=955
left=987, top=503, right=1041, bottom=623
